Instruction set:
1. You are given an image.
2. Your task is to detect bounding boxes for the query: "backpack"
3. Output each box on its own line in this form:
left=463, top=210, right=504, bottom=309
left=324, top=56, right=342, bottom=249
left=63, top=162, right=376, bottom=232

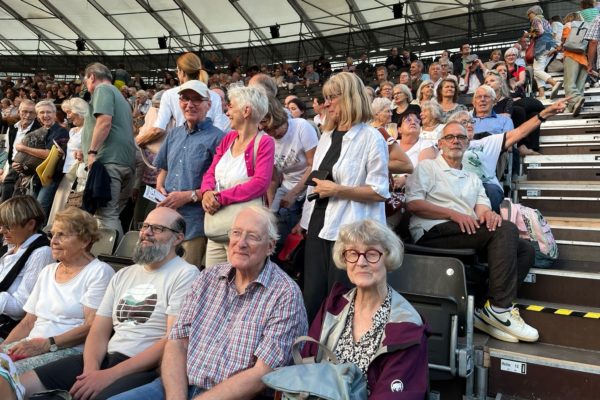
left=563, top=21, right=588, bottom=54
left=499, top=199, right=558, bottom=268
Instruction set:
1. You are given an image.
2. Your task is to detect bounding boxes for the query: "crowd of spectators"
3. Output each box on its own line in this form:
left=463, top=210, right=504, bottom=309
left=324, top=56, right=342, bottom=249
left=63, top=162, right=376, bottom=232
left=0, top=2, right=597, bottom=398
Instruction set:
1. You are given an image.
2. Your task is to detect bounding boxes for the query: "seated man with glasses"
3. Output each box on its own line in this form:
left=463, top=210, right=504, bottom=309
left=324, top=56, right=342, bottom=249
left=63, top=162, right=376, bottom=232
left=20, top=207, right=200, bottom=399
left=471, top=85, right=514, bottom=135
left=108, top=205, right=307, bottom=400
left=405, top=122, right=539, bottom=343
left=154, top=80, right=225, bottom=269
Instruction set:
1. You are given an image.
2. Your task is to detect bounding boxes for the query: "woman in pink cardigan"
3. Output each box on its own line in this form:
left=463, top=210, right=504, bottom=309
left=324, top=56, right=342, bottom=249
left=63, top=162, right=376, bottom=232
left=200, top=86, right=275, bottom=266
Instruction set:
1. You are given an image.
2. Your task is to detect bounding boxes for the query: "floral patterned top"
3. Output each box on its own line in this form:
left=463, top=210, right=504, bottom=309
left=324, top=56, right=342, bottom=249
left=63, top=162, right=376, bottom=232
left=334, top=286, right=392, bottom=377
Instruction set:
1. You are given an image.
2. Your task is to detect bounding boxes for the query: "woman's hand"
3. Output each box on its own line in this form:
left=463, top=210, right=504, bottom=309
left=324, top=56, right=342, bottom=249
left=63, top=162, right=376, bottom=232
left=291, top=223, right=305, bottom=235
left=7, top=338, right=50, bottom=359
left=280, top=191, right=297, bottom=209
left=201, top=190, right=221, bottom=215
left=311, top=178, right=340, bottom=199
left=480, top=210, right=502, bottom=232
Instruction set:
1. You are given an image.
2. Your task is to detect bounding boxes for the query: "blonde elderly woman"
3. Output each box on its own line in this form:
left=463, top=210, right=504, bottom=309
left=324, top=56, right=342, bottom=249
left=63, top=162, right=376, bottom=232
left=525, top=5, right=562, bottom=99
left=412, top=80, right=435, bottom=107
left=301, top=219, right=428, bottom=399
left=46, top=98, right=88, bottom=225
left=1, top=207, right=114, bottom=376
left=378, top=81, right=393, bottom=100
left=391, top=83, right=421, bottom=126
left=419, top=100, right=445, bottom=141
left=200, top=86, right=274, bottom=267
left=294, top=72, right=390, bottom=321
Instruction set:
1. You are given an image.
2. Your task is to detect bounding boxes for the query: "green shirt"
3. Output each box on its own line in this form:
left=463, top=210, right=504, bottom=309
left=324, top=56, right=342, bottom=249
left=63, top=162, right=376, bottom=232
left=82, top=83, right=136, bottom=170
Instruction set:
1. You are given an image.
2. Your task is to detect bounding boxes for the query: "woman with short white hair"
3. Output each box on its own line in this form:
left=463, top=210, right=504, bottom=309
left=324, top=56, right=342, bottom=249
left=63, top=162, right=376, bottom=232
left=419, top=100, right=445, bottom=141
left=370, top=98, right=413, bottom=175
left=391, top=83, right=420, bottom=126
left=201, top=86, right=275, bottom=267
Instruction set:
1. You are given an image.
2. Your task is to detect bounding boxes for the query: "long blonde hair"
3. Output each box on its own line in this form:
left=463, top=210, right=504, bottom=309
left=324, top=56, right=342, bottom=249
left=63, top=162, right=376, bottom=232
left=322, top=72, right=372, bottom=131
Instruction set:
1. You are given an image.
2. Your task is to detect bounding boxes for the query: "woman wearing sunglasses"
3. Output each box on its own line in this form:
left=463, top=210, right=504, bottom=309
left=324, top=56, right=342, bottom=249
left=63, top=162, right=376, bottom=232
left=301, top=219, right=428, bottom=399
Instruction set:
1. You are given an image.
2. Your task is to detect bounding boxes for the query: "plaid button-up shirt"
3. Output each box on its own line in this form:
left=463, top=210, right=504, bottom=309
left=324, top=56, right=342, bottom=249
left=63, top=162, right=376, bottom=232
left=169, top=259, right=308, bottom=389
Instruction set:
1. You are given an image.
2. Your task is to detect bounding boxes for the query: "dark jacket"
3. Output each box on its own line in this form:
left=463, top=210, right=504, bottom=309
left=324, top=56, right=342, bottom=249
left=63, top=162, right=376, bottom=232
left=83, top=161, right=112, bottom=214
left=7, top=119, right=41, bottom=164
left=302, top=283, right=430, bottom=399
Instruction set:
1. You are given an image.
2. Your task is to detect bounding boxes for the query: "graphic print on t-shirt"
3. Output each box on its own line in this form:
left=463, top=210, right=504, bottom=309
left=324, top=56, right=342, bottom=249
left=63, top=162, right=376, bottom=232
left=115, top=283, right=157, bottom=325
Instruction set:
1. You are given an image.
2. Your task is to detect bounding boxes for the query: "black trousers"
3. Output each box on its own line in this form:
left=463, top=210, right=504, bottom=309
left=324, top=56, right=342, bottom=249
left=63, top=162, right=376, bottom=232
left=303, top=236, right=351, bottom=323
left=34, top=352, right=159, bottom=400
left=0, top=168, right=18, bottom=202
left=417, top=220, right=534, bottom=308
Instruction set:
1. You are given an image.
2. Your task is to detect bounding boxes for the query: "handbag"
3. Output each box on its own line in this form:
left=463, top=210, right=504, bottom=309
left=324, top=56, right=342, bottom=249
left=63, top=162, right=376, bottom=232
left=525, top=36, right=536, bottom=65
left=36, top=144, right=62, bottom=186
left=13, top=127, right=49, bottom=175
left=262, top=336, right=367, bottom=400
left=204, top=132, right=265, bottom=243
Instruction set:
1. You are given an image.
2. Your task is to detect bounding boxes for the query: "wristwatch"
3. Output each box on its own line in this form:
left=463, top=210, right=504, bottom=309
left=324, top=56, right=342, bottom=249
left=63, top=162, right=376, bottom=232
left=191, top=190, right=199, bottom=203
left=87, top=149, right=98, bottom=155
left=48, top=337, right=58, bottom=352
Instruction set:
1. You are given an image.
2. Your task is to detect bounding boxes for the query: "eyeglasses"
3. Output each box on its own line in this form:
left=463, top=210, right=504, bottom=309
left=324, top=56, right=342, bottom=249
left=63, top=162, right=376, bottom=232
left=392, top=92, right=404, bottom=97
left=342, top=249, right=384, bottom=264
left=46, top=231, right=78, bottom=241
left=441, top=134, right=469, bottom=142
left=458, top=119, right=476, bottom=127
left=324, top=94, right=341, bottom=102
left=228, top=229, right=263, bottom=244
left=403, top=116, right=421, bottom=125
left=473, top=95, right=492, bottom=100
left=179, top=95, right=206, bottom=106
left=140, top=223, right=181, bottom=234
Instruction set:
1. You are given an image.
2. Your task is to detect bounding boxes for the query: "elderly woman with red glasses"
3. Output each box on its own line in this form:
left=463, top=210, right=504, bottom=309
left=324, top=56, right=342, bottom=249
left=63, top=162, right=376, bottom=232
left=302, top=219, right=428, bottom=399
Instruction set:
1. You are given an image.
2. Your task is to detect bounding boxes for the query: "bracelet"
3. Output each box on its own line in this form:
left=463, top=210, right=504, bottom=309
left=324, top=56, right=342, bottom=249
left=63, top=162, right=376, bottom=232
left=536, top=113, right=547, bottom=123
left=87, top=150, right=98, bottom=155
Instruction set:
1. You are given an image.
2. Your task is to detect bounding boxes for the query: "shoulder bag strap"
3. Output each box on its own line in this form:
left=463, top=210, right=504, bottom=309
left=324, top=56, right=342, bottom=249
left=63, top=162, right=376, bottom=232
left=0, top=234, right=50, bottom=292
left=252, top=131, right=264, bottom=170
left=291, top=335, right=339, bottom=365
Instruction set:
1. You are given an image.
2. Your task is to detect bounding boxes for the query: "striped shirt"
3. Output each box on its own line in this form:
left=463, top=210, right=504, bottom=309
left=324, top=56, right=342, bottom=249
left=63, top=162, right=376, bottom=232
left=169, top=259, right=308, bottom=389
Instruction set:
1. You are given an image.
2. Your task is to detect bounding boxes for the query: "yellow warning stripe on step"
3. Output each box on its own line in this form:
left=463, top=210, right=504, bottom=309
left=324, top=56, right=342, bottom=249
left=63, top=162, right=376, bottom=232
left=516, top=304, right=599, bottom=319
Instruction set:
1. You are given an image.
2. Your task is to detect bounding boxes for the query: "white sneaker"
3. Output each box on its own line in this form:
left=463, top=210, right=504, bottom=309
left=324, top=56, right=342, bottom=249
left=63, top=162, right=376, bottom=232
left=480, top=300, right=539, bottom=342
left=549, top=81, right=562, bottom=99
left=474, top=309, right=519, bottom=343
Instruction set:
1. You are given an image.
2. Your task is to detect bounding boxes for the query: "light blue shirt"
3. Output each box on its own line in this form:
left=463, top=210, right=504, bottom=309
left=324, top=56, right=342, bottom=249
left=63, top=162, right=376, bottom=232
left=471, top=110, right=514, bottom=135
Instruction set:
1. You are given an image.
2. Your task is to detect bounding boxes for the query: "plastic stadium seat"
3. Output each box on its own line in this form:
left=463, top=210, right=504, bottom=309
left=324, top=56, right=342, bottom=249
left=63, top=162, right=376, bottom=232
left=90, top=228, right=117, bottom=257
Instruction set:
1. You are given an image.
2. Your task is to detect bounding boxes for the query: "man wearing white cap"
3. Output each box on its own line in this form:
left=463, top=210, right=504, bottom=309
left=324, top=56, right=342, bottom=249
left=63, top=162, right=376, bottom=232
left=153, top=80, right=225, bottom=268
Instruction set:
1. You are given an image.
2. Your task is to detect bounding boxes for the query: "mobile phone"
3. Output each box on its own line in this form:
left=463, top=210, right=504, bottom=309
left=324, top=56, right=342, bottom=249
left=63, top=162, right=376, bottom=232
left=305, top=170, right=332, bottom=186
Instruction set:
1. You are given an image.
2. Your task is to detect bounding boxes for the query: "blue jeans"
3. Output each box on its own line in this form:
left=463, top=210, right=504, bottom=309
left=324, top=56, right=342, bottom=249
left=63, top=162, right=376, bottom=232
left=483, top=182, right=504, bottom=213
left=37, top=178, right=60, bottom=222
left=108, top=377, right=205, bottom=400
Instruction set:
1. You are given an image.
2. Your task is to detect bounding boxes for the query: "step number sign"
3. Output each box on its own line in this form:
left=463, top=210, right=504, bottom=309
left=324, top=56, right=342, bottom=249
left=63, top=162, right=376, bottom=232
left=501, top=359, right=527, bottom=374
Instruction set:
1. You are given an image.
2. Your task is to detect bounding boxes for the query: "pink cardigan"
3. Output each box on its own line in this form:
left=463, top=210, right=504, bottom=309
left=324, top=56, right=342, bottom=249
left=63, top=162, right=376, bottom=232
left=200, top=130, right=275, bottom=206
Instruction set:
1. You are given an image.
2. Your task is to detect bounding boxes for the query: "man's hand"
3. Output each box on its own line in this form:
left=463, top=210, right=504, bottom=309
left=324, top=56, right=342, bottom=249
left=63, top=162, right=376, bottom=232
left=14, top=143, right=26, bottom=152
left=7, top=338, right=49, bottom=358
left=450, top=210, right=480, bottom=234
left=70, top=368, right=119, bottom=400
left=480, top=210, right=502, bottom=232
left=201, top=191, right=221, bottom=215
left=87, top=153, right=96, bottom=170
left=312, top=178, right=339, bottom=199
left=11, top=162, right=23, bottom=173
left=158, top=191, right=191, bottom=209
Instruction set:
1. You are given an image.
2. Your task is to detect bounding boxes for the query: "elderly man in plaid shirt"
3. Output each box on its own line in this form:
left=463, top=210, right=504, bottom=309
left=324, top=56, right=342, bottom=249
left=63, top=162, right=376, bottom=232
left=110, top=205, right=308, bottom=400
left=586, top=14, right=600, bottom=74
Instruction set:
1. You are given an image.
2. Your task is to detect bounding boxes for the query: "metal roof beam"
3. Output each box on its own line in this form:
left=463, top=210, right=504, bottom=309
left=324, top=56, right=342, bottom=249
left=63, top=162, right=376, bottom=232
left=407, top=1, right=430, bottom=44
left=86, top=0, right=150, bottom=56
left=228, top=0, right=284, bottom=62
left=0, top=33, right=23, bottom=55
left=134, top=0, right=196, bottom=52
left=38, top=0, right=103, bottom=55
left=0, top=0, right=67, bottom=55
left=345, top=0, right=380, bottom=50
left=287, top=0, right=336, bottom=55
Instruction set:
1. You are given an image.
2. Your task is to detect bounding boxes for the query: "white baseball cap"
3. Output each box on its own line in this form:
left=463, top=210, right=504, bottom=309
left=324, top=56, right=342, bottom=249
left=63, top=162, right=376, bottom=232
left=178, top=80, right=209, bottom=99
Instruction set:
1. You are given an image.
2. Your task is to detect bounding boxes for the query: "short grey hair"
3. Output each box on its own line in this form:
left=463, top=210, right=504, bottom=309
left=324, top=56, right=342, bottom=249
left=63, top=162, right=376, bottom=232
left=228, top=86, right=269, bottom=123
left=527, top=5, right=543, bottom=16
left=371, top=97, right=392, bottom=115
left=136, top=90, right=148, bottom=98
left=60, top=99, right=72, bottom=112
left=393, top=83, right=413, bottom=103
left=504, top=47, right=519, bottom=58
left=233, top=205, right=280, bottom=253
left=69, top=97, right=89, bottom=118
left=420, top=100, right=443, bottom=123
left=85, top=62, right=112, bottom=81
left=475, top=84, right=496, bottom=100
left=332, top=219, right=404, bottom=272
left=416, top=80, right=434, bottom=102
left=447, top=109, right=471, bottom=123
left=249, top=73, right=278, bottom=98
left=35, top=100, right=56, bottom=113
left=19, top=99, right=35, bottom=110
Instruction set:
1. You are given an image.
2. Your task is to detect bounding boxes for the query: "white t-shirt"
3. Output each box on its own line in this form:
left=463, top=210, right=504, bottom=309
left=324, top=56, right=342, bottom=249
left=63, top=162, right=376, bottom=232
left=274, top=118, right=319, bottom=191
left=24, top=259, right=115, bottom=350
left=404, top=138, right=436, bottom=168
left=214, top=147, right=248, bottom=191
left=96, top=257, right=199, bottom=357
left=12, top=120, right=35, bottom=160
left=420, top=124, right=445, bottom=141
left=463, top=133, right=505, bottom=189
left=63, top=127, right=82, bottom=173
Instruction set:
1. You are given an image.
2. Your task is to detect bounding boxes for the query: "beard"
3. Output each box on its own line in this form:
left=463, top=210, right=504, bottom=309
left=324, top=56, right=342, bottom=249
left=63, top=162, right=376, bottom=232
left=132, top=235, right=176, bottom=265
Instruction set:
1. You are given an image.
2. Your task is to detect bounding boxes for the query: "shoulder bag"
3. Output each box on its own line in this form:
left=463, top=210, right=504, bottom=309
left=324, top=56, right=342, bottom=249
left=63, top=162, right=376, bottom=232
left=262, top=336, right=367, bottom=400
left=204, top=132, right=265, bottom=243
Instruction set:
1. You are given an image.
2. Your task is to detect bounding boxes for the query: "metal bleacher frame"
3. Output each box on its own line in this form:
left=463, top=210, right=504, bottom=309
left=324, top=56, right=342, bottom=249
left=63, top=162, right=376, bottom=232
left=388, top=253, right=482, bottom=398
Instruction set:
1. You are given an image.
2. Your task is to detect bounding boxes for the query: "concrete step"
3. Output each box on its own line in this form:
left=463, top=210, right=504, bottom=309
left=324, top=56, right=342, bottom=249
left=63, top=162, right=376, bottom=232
left=523, top=154, right=600, bottom=181
left=519, top=268, right=600, bottom=308
left=540, top=117, right=600, bottom=134
left=514, top=299, right=600, bottom=351
left=546, top=216, right=600, bottom=244
left=487, top=340, right=600, bottom=399
left=538, top=134, right=600, bottom=155
left=515, top=181, right=600, bottom=218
